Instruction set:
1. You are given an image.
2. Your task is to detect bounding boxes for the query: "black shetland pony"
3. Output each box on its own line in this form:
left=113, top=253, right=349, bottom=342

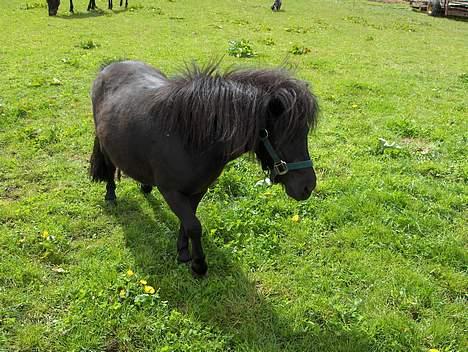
left=271, top=0, right=282, bottom=11
left=47, top=0, right=128, bottom=16
left=90, top=60, right=319, bottom=276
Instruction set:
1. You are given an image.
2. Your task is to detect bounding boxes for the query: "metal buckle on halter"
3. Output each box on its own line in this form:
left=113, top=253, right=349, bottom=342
left=259, top=129, right=269, bottom=140
left=273, top=160, right=288, bottom=176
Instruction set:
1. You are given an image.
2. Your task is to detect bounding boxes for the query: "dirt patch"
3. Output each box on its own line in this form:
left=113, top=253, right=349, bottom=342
left=401, top=137, right=435, bottom=155
left=1, top=185, right=21, bottom=200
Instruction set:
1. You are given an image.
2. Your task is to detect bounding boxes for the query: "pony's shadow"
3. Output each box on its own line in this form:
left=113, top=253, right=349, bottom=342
left=56, top=7, right=127, bottom=19
left=56, top=9, right=105, bottom=19
left=105, top=187, right=372, bottom=351
left=110, top=8, right=128, bottom=15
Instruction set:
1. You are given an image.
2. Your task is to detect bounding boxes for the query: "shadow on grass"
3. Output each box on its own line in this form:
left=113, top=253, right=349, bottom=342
left=449, top=15, right=468, bottom=22
left=105, top=188, right=372, bottom=351
left=55, top=7, right=128, bottom=19
left=56, top=9, right=105, bottom=19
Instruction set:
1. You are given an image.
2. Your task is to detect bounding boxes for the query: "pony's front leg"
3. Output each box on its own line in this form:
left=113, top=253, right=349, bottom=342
left=70, top=0, right=74, bottom=13
left=140, top=184, right=153, bottom=194
left=177, top=224, right=191, bottom=263
left=159, top=189, right=207, bottom=276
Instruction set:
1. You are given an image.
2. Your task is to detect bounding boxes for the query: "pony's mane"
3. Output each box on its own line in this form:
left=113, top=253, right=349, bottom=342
left=150, top=62, right=319, bottom=156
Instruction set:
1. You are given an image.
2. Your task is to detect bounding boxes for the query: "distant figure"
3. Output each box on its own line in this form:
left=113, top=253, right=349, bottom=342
left=271, top=0, right=282, bottom=11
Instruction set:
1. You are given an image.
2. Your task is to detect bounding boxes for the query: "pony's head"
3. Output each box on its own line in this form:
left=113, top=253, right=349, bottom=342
left=255, top=76, right=318, bottom=201
left=46, top=0, right=60, bottom=16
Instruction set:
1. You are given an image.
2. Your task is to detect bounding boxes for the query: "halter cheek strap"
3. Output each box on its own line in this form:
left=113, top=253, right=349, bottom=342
left=259, top=129, right=313, bottom=180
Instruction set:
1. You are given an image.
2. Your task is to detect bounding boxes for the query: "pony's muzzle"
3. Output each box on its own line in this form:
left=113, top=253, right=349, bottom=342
left=283, top=170, right=316, bottom=201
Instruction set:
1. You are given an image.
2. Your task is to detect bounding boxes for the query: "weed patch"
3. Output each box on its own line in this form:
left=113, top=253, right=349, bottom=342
left=227, top=39, right=256, bottom=58
left=387, top=118, right=423, bottom=138
left=78, top=40, right=101, bottom=50
left=21, top=2, right=46, bottom=10
left=289, top=44, right=311, bottom=55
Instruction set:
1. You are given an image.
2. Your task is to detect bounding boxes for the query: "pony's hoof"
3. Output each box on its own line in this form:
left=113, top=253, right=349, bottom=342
left=191, top=258, right=208, bottom=278
left=105, top=195, right=117, bottom=204
left=140, top=184, right=153, bottom=194
left=177, top=249, right=192, bottom=263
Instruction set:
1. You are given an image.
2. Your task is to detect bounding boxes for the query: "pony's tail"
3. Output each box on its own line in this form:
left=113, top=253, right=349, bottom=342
left=89, top=136, right=115, bottom=182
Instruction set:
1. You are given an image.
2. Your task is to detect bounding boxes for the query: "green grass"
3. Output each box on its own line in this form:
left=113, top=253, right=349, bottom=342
left=1, top=0, right=467, bottom=351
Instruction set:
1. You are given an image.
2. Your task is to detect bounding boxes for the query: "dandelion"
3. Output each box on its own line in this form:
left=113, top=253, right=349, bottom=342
left=352, top=104, right=358, bottom=109
left=126, top=269, right=134, bottom=277
left=144, top=285, right=155, bottom=294
left=139, top=279, right=147, bottom=285
left=119, top=289, right=127, bottom=298
left=41, top=231, right=49, bottom=239
left=428, top=349, right=440, bottom=352
left=292, top=215, right=300, bottom=222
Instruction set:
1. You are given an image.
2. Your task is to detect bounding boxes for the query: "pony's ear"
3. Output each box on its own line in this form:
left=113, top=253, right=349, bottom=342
left=267, top=96, right=286, bottom=117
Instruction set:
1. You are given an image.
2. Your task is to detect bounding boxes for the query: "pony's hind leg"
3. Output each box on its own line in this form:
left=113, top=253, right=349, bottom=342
left=87, top=0, right=96, bottom=11
left=105, top=177, right=117, bottom=202
left=90, top=136, right=117, bottom=203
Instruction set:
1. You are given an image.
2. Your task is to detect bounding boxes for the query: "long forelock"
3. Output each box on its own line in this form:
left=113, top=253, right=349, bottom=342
left=225, top=68, right=319, bottom=146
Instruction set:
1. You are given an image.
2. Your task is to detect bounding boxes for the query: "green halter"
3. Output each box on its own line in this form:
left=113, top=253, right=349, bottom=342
left=259, top=129, right=313, bottom=180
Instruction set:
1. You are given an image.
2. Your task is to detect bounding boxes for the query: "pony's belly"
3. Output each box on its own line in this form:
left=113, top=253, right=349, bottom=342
left=147, top=153, right=225, bottom=194
left=120, top=164, right=154, bottom=186
left=102, top=136, right=224, bottom=194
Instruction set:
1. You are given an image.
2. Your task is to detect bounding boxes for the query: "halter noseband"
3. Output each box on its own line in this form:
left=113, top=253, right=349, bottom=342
left=259, top=129, right=313, bottom=181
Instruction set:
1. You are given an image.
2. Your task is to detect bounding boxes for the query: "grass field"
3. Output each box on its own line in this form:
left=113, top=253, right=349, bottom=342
left=1, top=0, right=467, bottom=351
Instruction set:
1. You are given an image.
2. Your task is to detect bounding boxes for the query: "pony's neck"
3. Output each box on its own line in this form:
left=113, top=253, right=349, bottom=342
left=224, top=118, right=265, bottom=163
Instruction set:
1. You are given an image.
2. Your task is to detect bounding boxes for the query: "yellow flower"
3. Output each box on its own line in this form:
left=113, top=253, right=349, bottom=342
left=126, top=269, right=134, bottom=277
left=352, top=104, right=358, bottom=108
left=144, top=285, right=155, bottom=294
left=428, top=349, right=440, bottom=352
left=119, top=289, right=127, bottom=298
left=139, top=279, right=147, bottom=285
left=41, top=231, right=49, bottom=239
left=292, top=215, right=300, bottom=222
